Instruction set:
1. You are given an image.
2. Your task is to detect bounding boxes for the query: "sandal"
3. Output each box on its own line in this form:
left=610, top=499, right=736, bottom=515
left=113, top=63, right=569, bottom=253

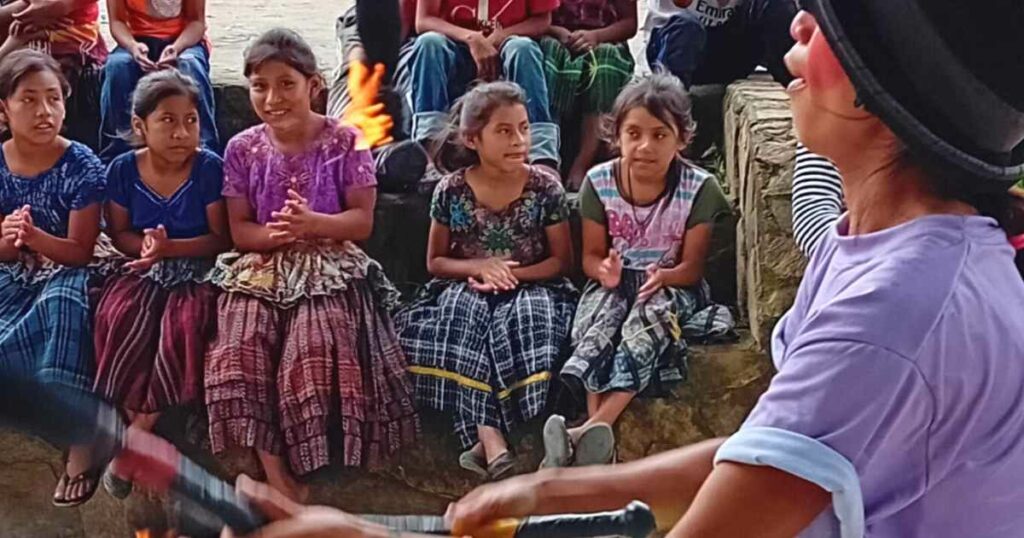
left=52, top=472, right=69, bottom=506
left=459, top=444, right=488, bottom=478
left=102, top=468, right=133, bottom=500
left=486, top=451, right=516, bottom=482
left=54, top=467, right=102, bottom=508
left=539, top=415, right=573, bottom=469
left=572, top=423, right=615, bottom=467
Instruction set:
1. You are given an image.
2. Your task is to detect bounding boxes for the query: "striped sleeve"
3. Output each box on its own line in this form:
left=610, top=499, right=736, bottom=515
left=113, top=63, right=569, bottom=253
left=792, top=145, right=844, bottom=258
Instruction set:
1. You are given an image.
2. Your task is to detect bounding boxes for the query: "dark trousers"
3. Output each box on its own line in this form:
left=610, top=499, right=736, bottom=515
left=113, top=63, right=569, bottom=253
left=646, top=0, right=798, bottom=87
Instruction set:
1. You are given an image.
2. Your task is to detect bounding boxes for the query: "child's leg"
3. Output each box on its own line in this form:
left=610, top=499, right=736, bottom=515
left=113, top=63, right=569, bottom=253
left=409, top=32, right=475, bottom=146
left=572, top=391, right=636, bottom=438
left=569, top=44, right=635, bottom=189
left=174, top=44, right=221, bottom=153
left=569, top=113, right=602, bottom=190
left=500, top=36, right=560, bottom=166
left=645, top=11, right=708, bottom=88
left=98, top=46, right=144, bottom=161
left=477, top=425, right=510, bottom=462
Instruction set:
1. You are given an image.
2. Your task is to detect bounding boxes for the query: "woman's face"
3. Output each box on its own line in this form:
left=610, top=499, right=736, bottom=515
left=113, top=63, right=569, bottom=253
left=248, top=60, right=317, bottom=133
left=1, top=70, right=66, bottom=146
left=785, top=11, right=874, bottom=160
left=465, top=103, right=530, bottom=171
left=136, top=94, right=200, bottom=163
left=618, top=106, right=683, bottom=181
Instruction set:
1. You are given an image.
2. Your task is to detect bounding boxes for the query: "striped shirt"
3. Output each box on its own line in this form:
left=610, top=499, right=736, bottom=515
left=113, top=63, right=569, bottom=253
left=791, top=144, right=844, bottom=258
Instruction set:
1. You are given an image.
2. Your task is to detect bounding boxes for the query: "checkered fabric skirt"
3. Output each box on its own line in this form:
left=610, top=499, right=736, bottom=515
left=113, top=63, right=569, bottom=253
left=0, top=266, right=94, bottom=391
left=394, top=279, right=577, bottom=448
left=540, top=37, right=635, bottom=122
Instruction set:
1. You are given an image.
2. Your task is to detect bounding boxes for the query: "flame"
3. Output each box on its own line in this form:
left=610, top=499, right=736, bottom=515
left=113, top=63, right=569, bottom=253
left=344, top=61, right=395, bottom=151
left=134, top=530, right=177, bottom=538
left=135, top=531, right=151, bottom=538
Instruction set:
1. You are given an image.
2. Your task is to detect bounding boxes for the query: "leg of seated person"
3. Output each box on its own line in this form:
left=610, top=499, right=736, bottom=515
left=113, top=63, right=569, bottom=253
left=176, top=44, right=220, bottom=153
left=410, top=32, right=474, bottom=146
left=646, top=11, right=707, bottom=88
left=99, top=47, right=144, bottom=162
left=501, top=36, right=560, bottom=166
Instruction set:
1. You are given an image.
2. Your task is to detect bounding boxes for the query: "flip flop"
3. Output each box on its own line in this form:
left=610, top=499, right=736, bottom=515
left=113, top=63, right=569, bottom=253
left=54, top=466, right=102, bottom=507
left=459, top=444, right=488, bottom=478
left=539, top=414, right=573, bottom=469
left=486, top=451, right=516, bottom=482
left=572, top=423, right=615, bottom=467
left=102, top=468, right=133, bottom=500
left=52, top=472, right=69, bottom=505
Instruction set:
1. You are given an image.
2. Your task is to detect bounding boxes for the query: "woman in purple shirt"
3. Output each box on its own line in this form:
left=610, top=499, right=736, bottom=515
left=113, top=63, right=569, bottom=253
left=222, top=1, right=1024, bottom=537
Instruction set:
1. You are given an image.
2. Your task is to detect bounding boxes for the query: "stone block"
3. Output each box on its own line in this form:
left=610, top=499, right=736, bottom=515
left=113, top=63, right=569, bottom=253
left=723, top=79, right=804, bottom=350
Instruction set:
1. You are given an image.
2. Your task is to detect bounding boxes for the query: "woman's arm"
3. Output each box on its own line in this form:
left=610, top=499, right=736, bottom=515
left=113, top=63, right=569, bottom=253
left=23, top=203, right=101, bottom=266
left=415, top=0, right=478, bottom=42
left=106, top=0, right=138, bottom=51
left=589, top=0, right=638, bottom=44
left=791, top=144, right=844, bottom=258
left=161, top=200, right=231, bottom=258
left=581, top=218, right=611, bottom=282
left=226, top=197, right=291, bottom=253
left=425, top=220, right=485, bottom=279
left=511, top=221, right=572, bottom=282
left=106, top=201, right=144, bottom=257
left=169, top=0, right=206, bottom=54
left=0, top=212, right=20, bottom=261
left=666, top=462, right=830, bottom=538
left=660, top=222, right=712, bottom=288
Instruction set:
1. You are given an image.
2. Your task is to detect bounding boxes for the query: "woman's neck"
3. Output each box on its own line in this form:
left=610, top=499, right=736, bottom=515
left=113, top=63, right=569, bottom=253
left=836, top=148, right=976, bottom=235
left=4, top=136, right=67, bottom=173
left=475, top=159, right=528, bottom=184
left=143, top=147, right=194, bottom=176
left=269, top=113, right=325, bottom=152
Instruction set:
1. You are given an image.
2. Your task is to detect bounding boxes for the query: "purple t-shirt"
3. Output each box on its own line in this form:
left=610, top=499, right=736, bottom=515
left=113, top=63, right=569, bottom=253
left=222, top=118, right=376, bottom=224
left=717, top=214, right=1024, bottom=537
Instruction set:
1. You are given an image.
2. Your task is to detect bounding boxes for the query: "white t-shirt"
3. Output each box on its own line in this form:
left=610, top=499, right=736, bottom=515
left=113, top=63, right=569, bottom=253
left=644, top=0, right=741, bottom=30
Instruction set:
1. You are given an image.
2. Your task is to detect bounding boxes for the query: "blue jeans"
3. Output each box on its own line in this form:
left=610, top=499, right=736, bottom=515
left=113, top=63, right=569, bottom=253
left=646, top=0, right=796, bottom=87
left=409, top=32, right=559, bottom=164
left=99, top=37, right=219, bottom=163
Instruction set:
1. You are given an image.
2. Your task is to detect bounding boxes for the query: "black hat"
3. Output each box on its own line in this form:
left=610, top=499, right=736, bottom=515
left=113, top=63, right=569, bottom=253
left=801, top=0, right=1024, bottom=191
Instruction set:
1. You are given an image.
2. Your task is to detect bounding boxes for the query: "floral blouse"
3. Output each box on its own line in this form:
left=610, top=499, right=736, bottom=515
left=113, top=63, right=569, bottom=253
left=430, top=166, right=568, bottom=266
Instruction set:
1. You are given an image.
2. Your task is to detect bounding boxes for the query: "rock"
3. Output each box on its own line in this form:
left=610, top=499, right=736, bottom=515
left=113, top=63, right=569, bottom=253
left=723, top=79, right=804, bottom=350
left=0, top=459, right=85, bottom=538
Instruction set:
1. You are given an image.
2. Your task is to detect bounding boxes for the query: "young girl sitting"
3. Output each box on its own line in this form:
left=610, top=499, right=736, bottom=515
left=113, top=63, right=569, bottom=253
left=0, top=50, right=106, bottom=506
left=395, top=82, right=576, bottom=481
left=542, top=74, right=730, bottom=468
left=541, top=0, right=637, bottom=190
left=204, top=29, right=418, bottom=502
left=100, top=0, right=217, bottom=161
left=92, top=69, right=230, bottom=498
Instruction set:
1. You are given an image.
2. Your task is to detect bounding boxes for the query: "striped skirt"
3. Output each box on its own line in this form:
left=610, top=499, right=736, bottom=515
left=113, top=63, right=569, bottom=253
left=93, top=274, right=217, bottom=413
left=204, top=246, right=419, bottom=474
left=394, top=280, right=577, bottom=448
left=0, top=266, right=94, bottom=391
left=540, top=37, right=635, bottom=122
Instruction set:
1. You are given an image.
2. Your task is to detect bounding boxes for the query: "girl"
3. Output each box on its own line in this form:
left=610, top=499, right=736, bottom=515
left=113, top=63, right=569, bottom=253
left=204, top=28, right=418, bottom=502
left=541, top=0, right=637, bottom=190
left=100, top=0, right=218, bottom=161
left=0, top=50, right=106, bottom=506
left=394, top=82, right=576, bottom=481
left=542, top=74, right=730, bottom=468
left=92, top=69, right=230, bottom=498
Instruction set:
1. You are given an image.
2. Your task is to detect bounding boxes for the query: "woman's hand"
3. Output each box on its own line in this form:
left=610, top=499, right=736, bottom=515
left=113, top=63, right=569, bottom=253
left=1, top=205, right=37, bottom=248
left=221, top=475, right=371, bottom=538
left=445, top=472, right=543, bottom=536
left=269, top=190, right=323, bottom=242
left=567, top=30, right=598, bottom=54
left=637, top=264, right=667, bottom=302
left=466, top=32, right=500, bottom=82
left=157, top=44, right=179, bottom=69
left=127, top=225, right=169, bottom=272
left=130, top=41, right=158, bottom=71
left=597, top=249, right=623, bottom=289
left=471, top=258, right=520, bottom=293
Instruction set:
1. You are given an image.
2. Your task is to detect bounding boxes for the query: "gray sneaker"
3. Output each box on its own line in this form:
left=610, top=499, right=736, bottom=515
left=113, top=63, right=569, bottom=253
left=539, top=414, right=573, bottom=469
left=572, top=423, right=615, bottom=467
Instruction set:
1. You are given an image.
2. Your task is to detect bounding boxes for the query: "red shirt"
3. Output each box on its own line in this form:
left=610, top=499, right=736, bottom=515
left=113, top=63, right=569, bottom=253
left=437, top=0, right=560, bottom=31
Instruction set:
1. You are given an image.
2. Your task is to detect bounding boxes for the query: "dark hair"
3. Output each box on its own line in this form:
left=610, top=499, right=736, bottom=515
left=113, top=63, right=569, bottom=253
left=603, top=73, right=697, bottom=152
left=0, top=49, right=71, bottom=101
left=243, top=28, right=320, bottom=79
left=431, top=81, right=528, bottom=174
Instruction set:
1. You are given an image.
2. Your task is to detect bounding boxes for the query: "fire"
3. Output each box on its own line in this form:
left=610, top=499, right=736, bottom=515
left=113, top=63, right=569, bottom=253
left=344, top=61, right=395, bottom=151
left=134, top=530, right=176, bottom=538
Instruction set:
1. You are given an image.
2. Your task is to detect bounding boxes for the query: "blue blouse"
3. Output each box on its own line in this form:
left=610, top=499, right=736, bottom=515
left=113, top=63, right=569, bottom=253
left=0, top=141, right=106, bottom=238
left=107, top=149, right=224, bottom=239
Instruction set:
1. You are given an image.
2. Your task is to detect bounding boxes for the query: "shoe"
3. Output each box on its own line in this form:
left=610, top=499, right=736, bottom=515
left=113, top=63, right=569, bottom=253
left=572, top=423, right=615, bottom=467
left=102, top=468, right=133, bottom=500
left=459, top=444, right=488, bottom=478
left=486, top=451, right=516, bottom=481
left=539, top=415, right=573, bottom=469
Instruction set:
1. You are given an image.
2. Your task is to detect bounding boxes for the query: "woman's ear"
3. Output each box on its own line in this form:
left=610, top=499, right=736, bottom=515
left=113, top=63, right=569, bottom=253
left=462, top=132, right=479, bottom=151
left=131, top=115, right=146, bottom=143
left=309, top=74, right=326, bottom=100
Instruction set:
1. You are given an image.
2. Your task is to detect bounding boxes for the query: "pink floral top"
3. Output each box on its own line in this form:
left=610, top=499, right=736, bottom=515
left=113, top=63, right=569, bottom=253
left=222, top=118, right=376, bottom=224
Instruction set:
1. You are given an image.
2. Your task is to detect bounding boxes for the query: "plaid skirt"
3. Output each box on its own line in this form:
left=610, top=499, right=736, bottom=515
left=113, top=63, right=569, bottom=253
left=93, top=274, right=217, bottom=413
left=394, top=279, right=577, bottom=448
left=540, top=37, right=635, bottom=122
left=0, top=265, right=94, bottom=391
left=562, top=276, right=711, bottom=397
left=205, top=245, right=418, bottom=475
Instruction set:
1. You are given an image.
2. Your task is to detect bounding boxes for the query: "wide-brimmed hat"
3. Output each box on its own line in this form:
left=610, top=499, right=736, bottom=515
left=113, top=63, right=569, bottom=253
left=800, top=0, right=1024, bottom=191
